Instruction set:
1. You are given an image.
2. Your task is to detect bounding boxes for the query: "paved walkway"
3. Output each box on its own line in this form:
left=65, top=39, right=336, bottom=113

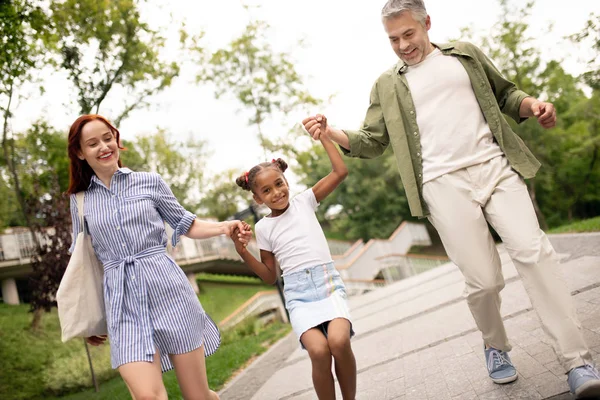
left=219, top=233, right=600, bottom=400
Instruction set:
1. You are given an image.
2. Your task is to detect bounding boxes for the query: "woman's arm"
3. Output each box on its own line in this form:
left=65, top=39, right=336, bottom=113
left=186, top=219, right=251, bottom=243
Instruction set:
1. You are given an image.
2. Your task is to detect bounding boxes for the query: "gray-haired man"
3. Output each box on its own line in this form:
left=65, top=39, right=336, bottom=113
left=303, top=0, right=600, bottom=397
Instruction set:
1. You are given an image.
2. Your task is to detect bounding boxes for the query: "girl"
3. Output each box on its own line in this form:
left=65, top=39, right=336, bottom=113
left=66, top=114, right=251, bottom=400
left=232, top=116, right=357, bottom=400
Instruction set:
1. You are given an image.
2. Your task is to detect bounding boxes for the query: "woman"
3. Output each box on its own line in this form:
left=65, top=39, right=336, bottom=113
left=66, top=114, right=250, bottom=399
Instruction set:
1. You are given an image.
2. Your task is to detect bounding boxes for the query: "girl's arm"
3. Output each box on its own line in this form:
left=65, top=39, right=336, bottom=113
left=231, top=225, right=277, bottom=284
left=233, top=239, right=278, bottom=284
left=312, top=115, right=349, bottom=203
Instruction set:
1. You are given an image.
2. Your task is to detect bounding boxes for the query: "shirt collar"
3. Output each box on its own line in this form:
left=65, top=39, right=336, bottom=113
left=89, top=167, right=133, bottom=188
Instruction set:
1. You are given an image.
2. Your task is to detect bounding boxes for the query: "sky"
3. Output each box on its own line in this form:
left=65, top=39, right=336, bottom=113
left=10, top=0, right=599, bottom=193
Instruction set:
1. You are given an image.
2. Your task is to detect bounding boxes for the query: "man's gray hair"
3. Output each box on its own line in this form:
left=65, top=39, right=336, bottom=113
left=381, top=0, right=428, bottom=24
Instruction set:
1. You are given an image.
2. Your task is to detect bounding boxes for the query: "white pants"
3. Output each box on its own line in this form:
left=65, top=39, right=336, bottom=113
left=423, top=156, right=591, bottom=372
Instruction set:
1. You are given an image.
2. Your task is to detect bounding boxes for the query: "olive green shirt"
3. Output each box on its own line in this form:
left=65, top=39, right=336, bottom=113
left=342, top=41, right=541, bottom=217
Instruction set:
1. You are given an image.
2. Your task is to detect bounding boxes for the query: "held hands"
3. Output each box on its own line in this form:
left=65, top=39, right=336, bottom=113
left=224, top=220, right=252, bottom=246
left=302, top=114, right=330, bottom=141
left=86, top=335, right=107, bottom=346
left=230, top=221, right=253, bottom=254
left=531, top=100, right=556, bottom=129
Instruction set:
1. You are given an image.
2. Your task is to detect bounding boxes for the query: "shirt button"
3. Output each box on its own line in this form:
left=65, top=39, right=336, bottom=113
left=116, top=226, right=121, bottom=230
left=410, top=111, right=415, bottom=115
left=122, top=243, right=126, bottom=248
left=413, top=131, right=418, bottom=136
left=417, top=152, right=421, bottom=156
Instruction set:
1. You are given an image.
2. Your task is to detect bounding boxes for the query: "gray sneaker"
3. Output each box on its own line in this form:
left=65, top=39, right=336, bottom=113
left=568, top=364, right=600, bottom=398
left=484, top=346, right=518, bottom=384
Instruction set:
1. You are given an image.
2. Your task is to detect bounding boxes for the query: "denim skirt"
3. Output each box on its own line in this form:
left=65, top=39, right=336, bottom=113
left=283, top=262, right=354, bottom=348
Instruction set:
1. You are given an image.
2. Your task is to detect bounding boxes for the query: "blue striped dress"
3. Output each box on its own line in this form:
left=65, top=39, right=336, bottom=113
left=69, top=168, right=220, bottom=372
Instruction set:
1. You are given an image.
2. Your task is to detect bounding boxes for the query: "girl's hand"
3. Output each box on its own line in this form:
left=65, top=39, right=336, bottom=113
left=224, top=220, right=252, bottom=244
left=316, top=114, right=330, bottom=140
left=86, top=335, right=107, bottom=346
left=231, top=222, right=252, bottom=254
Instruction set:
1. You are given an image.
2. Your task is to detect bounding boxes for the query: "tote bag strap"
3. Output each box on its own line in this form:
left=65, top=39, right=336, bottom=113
left=75, top=191, right=86, bottom=234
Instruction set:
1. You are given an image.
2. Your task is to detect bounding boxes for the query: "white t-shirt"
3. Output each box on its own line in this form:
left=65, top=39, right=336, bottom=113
left=404, top=48, right=503, bottom=183
left=255, top=188, right=333, bottom=276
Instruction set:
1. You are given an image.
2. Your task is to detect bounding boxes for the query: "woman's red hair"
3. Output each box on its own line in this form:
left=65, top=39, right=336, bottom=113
left=66, top=115, right=123, bottom=194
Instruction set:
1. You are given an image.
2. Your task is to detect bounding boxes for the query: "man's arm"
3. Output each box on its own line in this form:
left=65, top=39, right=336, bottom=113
left=302, top=81, right=390, bottom=158
left=470, top=43, right=556, bottom=129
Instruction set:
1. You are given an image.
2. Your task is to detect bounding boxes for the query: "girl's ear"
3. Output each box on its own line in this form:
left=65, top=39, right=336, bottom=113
left=253, top=193, right=264, bottom=205
left=77, top=150, right=85, bottom=160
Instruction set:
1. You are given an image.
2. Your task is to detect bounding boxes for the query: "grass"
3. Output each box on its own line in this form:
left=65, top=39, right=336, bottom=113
left=54, top=320, right=291, bottom=400
left=548, top=216, right=600, bottom=234
left=197, top=276, right=273, bottom=323
left=1, top=274, right=289, bottom=400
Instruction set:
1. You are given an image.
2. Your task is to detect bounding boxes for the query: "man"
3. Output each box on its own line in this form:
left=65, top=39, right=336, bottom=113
left=302, top=0, right=600, bottom=397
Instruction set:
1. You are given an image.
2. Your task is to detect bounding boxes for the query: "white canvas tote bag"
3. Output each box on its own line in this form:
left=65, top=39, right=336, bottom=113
left=56, top=191, right=107, bottom=342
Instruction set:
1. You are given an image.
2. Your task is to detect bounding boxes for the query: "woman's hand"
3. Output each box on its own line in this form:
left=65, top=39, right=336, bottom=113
left=86, top=335, right=107, bottom=346
left=224, top=220, right=252, bottom=246
left=231, top=223, right=252, bottom=254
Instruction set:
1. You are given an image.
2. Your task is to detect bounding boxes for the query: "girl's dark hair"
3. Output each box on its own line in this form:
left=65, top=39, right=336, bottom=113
left=236, top=158, right=288, bottom=192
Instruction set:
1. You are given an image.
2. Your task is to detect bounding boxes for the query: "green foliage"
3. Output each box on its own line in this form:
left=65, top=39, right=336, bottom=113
left=198, top=18, right=319, bottom=151
left=548, top=216, right=600, bottom=234
left=132, top=130, right=208, bottom=211
left=50, top=0, right=180, bottom=120
left=0, top=275, right=287, bottom=399
left=199, top=169, right=249, bottom=221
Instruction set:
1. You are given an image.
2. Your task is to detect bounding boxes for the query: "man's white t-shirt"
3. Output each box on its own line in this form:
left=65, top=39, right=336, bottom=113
left=255, top=189, right=333, bottom=276
left=404, top=48, right=503, bottom=183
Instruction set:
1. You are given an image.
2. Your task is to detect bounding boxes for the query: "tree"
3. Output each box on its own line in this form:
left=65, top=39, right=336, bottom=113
left=200, top=169, right=249, bottom=222
left=569, top=14, right=600, bottom=90
left=50, top=0, right=180, bottom=123
left=132, top=130, right=208, bottom=211
left=197, top=18, right=319, bottom=157
left=28, top=178, right=72, bottom=330
left=1, top=0, right=53, bottom=242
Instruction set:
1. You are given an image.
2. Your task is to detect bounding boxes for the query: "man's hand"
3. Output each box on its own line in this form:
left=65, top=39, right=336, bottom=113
left=531, top=100, right=556, bottom=129
left=302, top=114, right=329, bottom=140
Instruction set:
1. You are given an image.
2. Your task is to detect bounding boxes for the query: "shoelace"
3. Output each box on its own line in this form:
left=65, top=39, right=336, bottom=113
left=487, top=350, right=513, bottom=371
left=576, top=364, right=600, bottom=379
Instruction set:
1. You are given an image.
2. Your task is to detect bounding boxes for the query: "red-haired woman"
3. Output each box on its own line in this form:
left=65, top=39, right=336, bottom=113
left=66, top=114, right=250, bottom=399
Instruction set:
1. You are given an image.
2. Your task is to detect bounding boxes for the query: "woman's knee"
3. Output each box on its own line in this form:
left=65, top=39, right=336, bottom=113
left=135, top=391, right=166, bottom=400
